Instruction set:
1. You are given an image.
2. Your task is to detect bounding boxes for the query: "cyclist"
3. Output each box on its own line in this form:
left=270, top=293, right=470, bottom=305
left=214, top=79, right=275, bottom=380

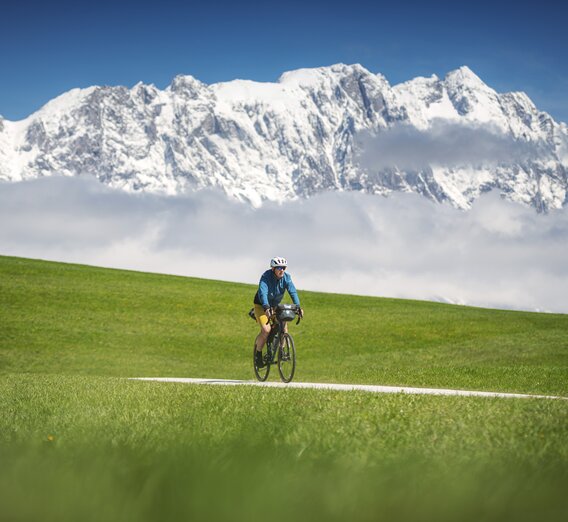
left=253, top=257, right=303, bottom=368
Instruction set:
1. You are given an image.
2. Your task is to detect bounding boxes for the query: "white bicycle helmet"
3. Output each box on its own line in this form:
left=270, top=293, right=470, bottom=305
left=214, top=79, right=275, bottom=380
left=270, top=257, right=288, bottom=268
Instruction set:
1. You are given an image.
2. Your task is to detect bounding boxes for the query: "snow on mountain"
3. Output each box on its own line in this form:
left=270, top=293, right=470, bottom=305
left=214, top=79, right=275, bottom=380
left=1, top=63, right=567, bottom=210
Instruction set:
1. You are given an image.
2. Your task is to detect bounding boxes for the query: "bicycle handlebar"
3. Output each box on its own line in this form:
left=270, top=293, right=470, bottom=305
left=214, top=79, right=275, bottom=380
left=266, top=305, right=303, bottom=325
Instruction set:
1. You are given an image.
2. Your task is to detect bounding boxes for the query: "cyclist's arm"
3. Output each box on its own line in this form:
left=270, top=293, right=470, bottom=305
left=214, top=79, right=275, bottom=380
left=286, top=275, right=300, bottom=307
left=258, top=276, right=271, bottom=310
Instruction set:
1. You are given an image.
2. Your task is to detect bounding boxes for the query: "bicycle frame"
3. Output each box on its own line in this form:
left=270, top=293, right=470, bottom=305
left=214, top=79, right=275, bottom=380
left=265, top=316, right=283, bottom=365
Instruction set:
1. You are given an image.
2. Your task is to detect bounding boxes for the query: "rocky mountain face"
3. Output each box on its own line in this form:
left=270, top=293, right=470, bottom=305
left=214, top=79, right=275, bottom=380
left=1, top=64, right=567, bottom=210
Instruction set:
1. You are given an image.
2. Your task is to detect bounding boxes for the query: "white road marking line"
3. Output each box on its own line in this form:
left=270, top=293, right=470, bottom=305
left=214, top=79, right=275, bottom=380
left=129, top=377, right=567, bottom=400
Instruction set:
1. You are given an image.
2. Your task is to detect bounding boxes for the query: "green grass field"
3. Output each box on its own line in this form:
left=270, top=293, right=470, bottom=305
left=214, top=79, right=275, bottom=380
left=1, top=255, right=567, bottom=521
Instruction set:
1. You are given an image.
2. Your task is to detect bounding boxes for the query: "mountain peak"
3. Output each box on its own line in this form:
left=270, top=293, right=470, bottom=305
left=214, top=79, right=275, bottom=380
left=444, top=66, right=486, bottom=87
left=278, top=63, right=373, bottom=86
left=395, top=73, right=441, bottom=89
left=32, top=87, right=97, bottom=120
left=168, top=75, right=206, bottom=95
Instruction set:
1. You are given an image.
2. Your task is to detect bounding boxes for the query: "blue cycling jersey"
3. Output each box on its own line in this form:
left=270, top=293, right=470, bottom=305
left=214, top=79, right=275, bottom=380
left=254, top=270, right=300, bottom=309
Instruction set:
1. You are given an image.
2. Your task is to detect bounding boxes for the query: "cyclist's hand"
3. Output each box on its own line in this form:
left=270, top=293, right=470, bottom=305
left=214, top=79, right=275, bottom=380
left=264, top=307, right=272, bottom=319
left=298, top=307, right=304, bottom=319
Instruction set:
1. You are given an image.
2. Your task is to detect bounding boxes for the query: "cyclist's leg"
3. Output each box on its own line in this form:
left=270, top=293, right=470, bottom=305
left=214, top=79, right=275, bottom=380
left=255, top=324, right=270, bottom=351
left=254, top=305, right=270, bottom=351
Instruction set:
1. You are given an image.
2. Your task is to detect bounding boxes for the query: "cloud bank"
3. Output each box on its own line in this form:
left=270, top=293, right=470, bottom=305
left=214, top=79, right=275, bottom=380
left=1, top=176, right=567, bottom=313
left=355, top=121, right=546, bottom=170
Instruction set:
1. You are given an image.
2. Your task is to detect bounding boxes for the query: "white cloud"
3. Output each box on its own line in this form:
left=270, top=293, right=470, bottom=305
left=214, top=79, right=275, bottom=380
left=1, top=176, right=567, bottom=313
left=355, top=120, right=546, bottom=170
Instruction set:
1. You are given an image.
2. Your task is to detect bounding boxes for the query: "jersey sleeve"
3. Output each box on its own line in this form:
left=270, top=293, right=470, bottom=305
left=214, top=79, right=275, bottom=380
left=286, top=275, right=300, bottom=306
left=258, top=273, right=270, bottom=309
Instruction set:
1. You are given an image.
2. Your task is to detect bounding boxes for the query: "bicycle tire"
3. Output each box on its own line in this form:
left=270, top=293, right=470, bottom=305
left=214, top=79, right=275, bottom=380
left=253, top=344, right=270, bottom=381
left=277, top=333, right=296, bottom=383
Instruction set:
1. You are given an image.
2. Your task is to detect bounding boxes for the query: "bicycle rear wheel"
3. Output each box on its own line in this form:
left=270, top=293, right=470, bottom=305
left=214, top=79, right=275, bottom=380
left=277, top=333, right=296, bottom=383
left=253, top=344, right=270, bottom=381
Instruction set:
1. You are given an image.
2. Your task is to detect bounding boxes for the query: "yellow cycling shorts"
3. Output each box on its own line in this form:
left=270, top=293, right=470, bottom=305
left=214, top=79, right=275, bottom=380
left=254, top=304, right=270, bottom=326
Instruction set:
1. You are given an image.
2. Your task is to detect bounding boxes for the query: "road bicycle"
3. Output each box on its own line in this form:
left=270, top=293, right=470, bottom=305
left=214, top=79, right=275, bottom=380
left=250, top=304, right=301, bottom=383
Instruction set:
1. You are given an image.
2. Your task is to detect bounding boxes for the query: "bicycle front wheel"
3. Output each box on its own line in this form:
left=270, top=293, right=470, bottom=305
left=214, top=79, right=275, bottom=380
left=253, top=344, right=270, bottom=382
left=277, top=333, right=296, bottom=383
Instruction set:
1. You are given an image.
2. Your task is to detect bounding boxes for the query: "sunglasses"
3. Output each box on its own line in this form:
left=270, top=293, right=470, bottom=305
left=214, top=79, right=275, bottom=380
left=274, top=266, right=286, bottom=271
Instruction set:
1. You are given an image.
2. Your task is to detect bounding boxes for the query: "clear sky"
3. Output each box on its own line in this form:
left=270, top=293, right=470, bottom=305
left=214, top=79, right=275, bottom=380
left=2, top=0, right=567, bottom=123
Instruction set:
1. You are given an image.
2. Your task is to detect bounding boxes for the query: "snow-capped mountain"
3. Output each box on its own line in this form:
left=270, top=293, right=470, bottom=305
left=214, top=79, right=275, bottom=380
left=1, top=63, right=567, bottom=210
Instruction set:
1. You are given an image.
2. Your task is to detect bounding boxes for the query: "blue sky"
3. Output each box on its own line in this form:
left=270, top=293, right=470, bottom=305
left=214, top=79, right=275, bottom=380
left=2, top=0, right=567, bottom=122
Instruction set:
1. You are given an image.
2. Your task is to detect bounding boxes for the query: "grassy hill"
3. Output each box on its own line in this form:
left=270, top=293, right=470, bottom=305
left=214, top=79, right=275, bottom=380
left=1, top=254, right=567, bottom=394
left=1, top=255, right=567, bottom=522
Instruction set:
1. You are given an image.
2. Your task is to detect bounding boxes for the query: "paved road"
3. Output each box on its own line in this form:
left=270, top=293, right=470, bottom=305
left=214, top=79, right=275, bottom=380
left=130, top=377, right=566, bottom=400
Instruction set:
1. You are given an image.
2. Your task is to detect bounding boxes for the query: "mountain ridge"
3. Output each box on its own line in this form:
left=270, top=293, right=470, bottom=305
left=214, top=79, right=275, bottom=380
left=1, top=63, right=566, bottom=210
